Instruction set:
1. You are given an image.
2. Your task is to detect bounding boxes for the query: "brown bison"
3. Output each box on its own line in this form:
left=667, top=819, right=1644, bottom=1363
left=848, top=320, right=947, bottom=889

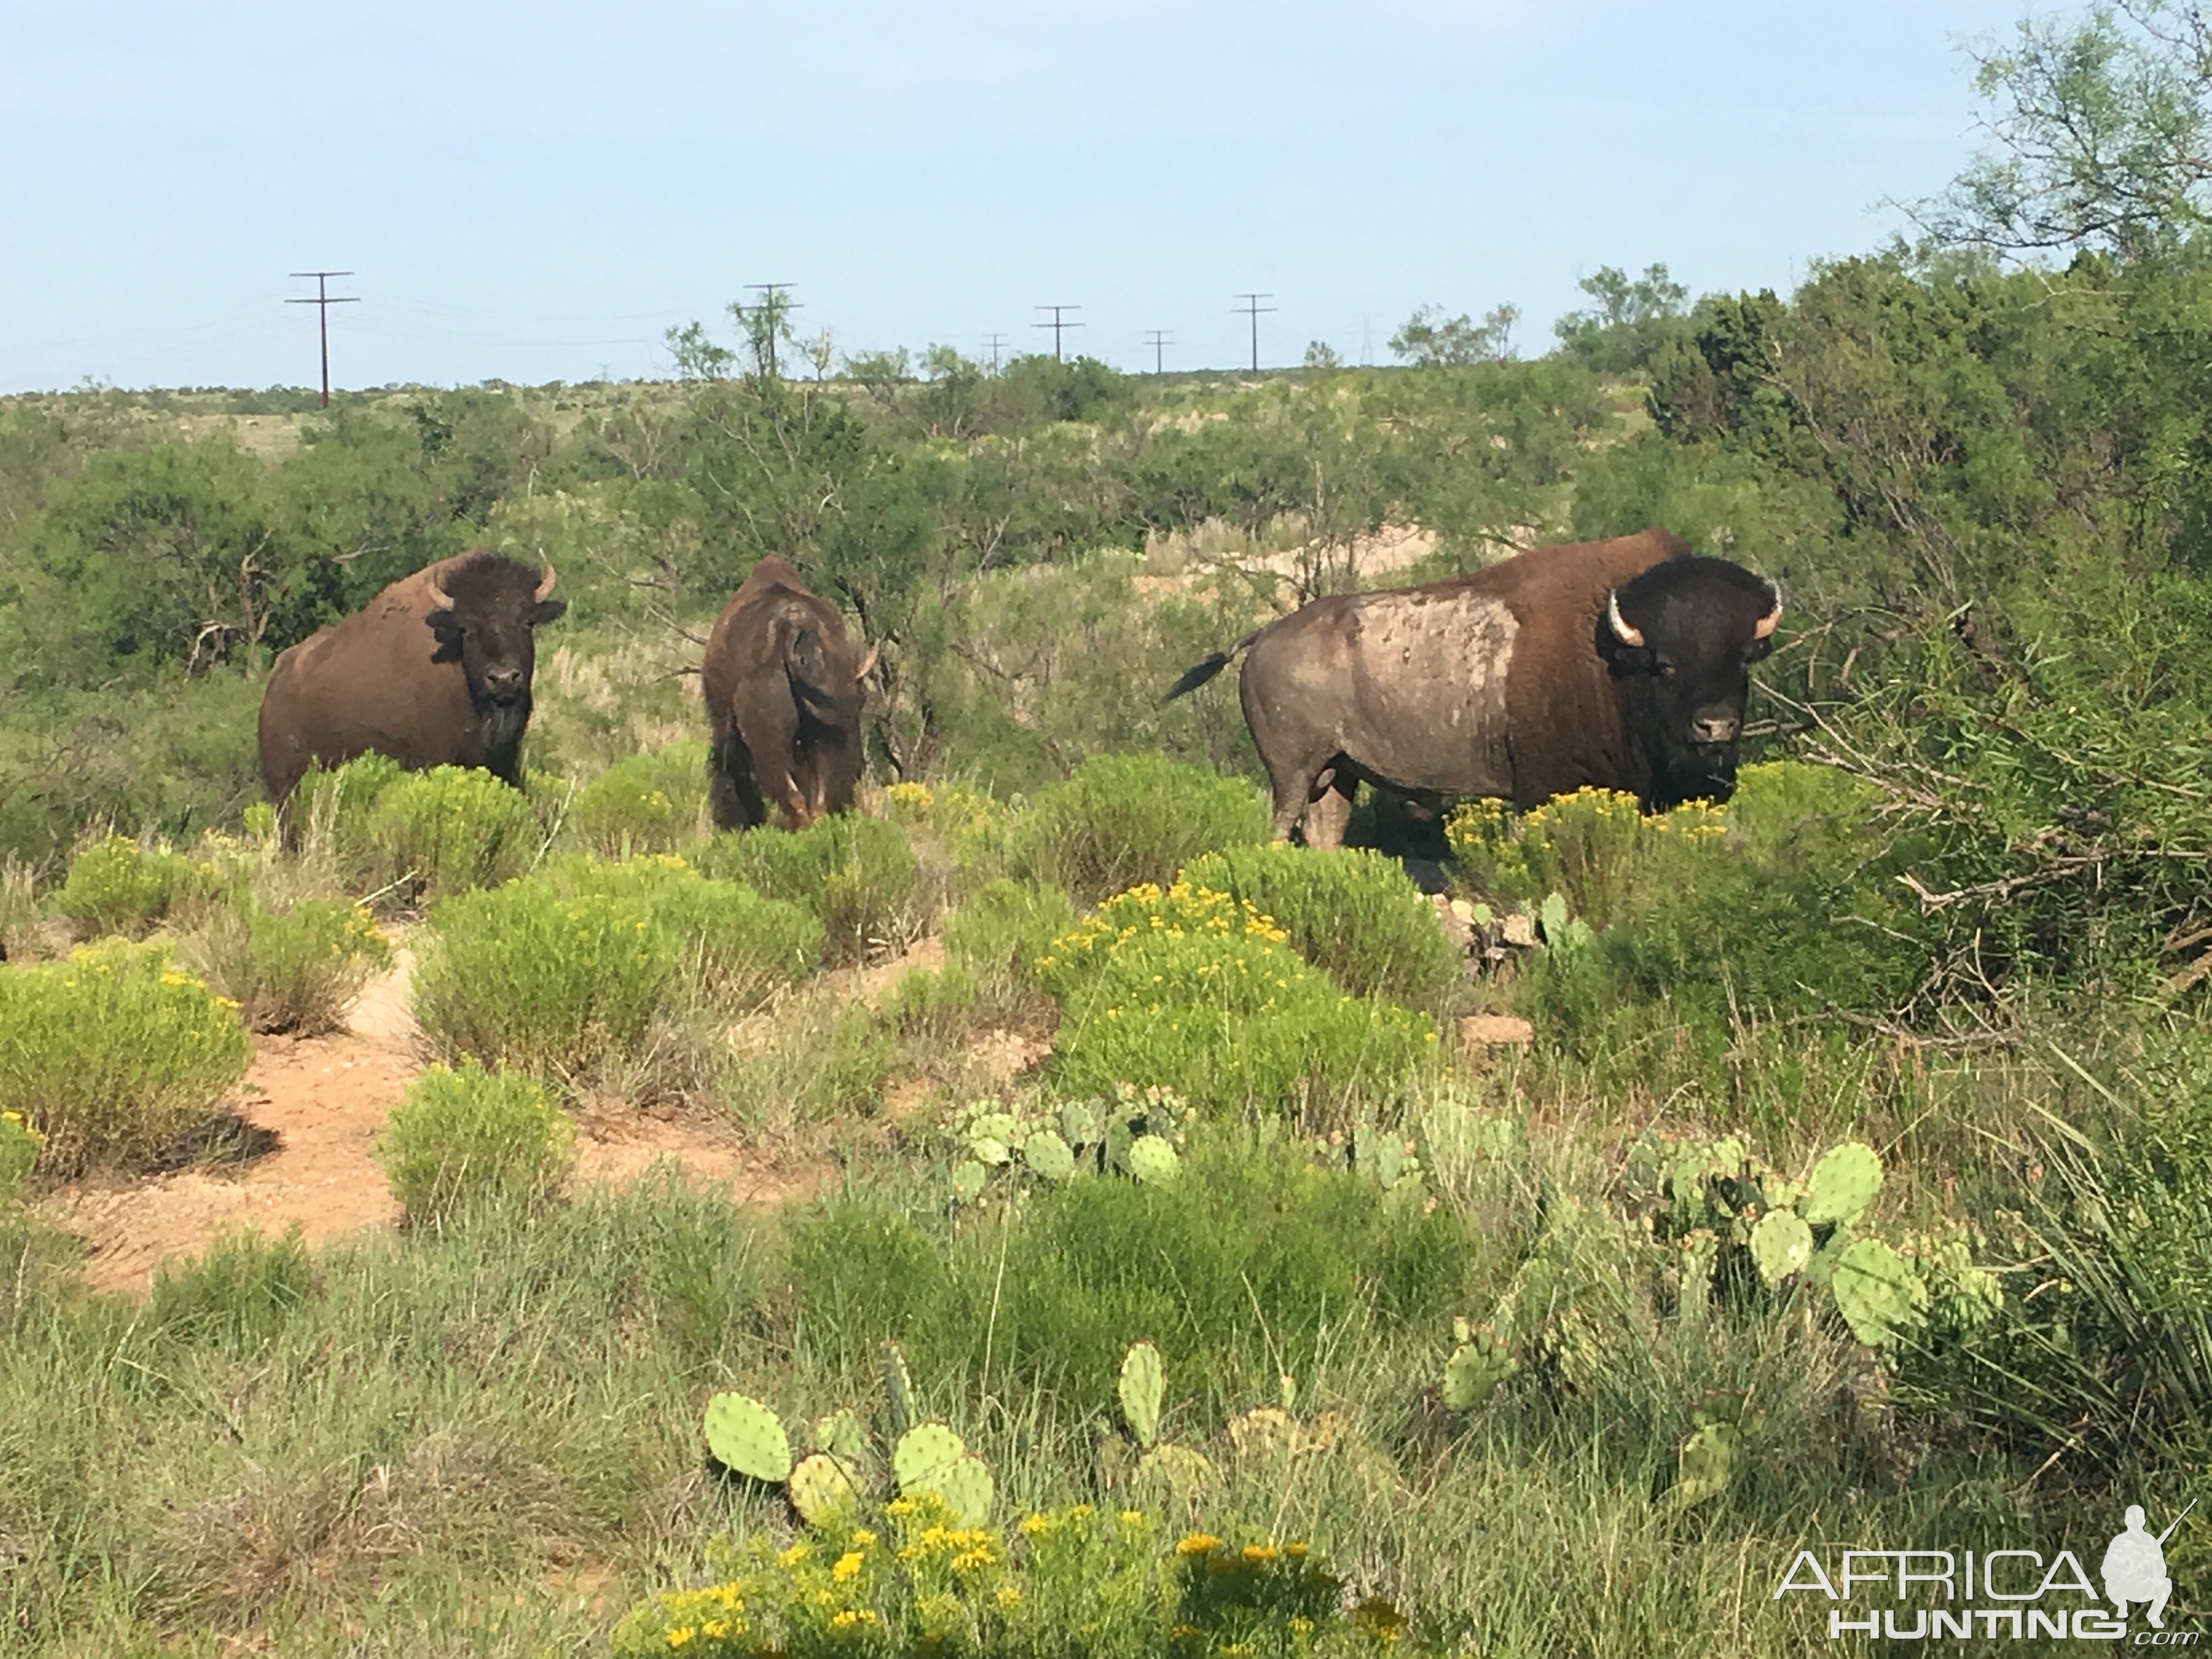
left=1165, top=529, right=1782, bottom=846
left=701, top=556, right=878, bottom=832
left=257, top=550, right=565, bottom=802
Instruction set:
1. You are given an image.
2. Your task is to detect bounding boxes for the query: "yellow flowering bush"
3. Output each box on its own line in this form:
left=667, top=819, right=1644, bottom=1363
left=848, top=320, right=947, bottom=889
left=610, top=1498, right=1413, bottom=1658
left=0, top=1109, right=44, bottom=1203
left=1008, top=752, right=1270, bottom=905
left=1444, top=785, right=1725, bottom=928
left=0, top=940, right=250, bottom=1176
left=572, top=742, right=709, bottom=857
left=1041, top=883, right=1435, bottom=1123
left=183, top=895, right=394, bottom=1036
left=699, top=814, right=919, bottom=967
left=57, top=833, right=218, bottom=939
left=365, top=764, right=543, bottom=903
left=374, top=1059, right=575, bottom=1226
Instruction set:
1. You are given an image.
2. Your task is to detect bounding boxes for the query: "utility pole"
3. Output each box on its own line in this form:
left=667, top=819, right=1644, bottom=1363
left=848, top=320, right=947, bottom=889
left=982, top=333, right=1009, bottom=372
left=287, top=271, right=359, bottom=408
left=1032, top=304, right=1083, bottom=360
left=743, top=283, right=799, bottom=379
left=1234, top=293, right=1276, bottom=374
left=1144, top=330, right=1172, bottom=374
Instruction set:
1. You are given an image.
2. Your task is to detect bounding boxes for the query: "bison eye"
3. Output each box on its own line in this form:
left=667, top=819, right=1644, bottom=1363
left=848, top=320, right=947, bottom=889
left=1655, top=659, right=1678, bottom=680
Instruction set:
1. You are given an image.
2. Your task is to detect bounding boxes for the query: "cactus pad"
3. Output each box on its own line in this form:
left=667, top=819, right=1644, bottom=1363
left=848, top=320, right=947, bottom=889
left=893, top=1421, right=967, bottom=1493
left=970, top=1136, right=1011, bottom=1167
left=788, top=1453, right=861, bottom=1527
left=811, top=1407, right=867, bottom=1465
left=1802, top=1143, right=1882, bottom=1227
left=1060, top=1098, right=1104, bottom=1146
left=1133, top=1442, right=1219, bottom=1498
left=1441, top=1330, right=1516, bottom=1410
left=967, top=1110, right=1020, bottom=1147
left=1126, top=1135, right=1180, bottom=1184
left=881, top=1341, right=916, bottom=1438
left=950, top=1159, right=988, bottom=1204
left=1117, top=1340, right=1164, bottom=1448
left=1024, top=1129, right=1075, bottom=1182
left=1830, top=1237, right=1929, bottom=1347
left=1227, top=1406, right=1306, bottom=1459
left=1661, top=1419, right=1739, bottom=1515
left=1750, top=1210, right=1814, bottom=1287
left=911, top=1451, right=995, bottom=1528
left=702, top=1392, right=792, bottom=1483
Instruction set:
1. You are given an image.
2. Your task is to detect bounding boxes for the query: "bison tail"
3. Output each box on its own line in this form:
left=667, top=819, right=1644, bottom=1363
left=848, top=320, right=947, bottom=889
left=1161, top=630, right=1261, bottom=703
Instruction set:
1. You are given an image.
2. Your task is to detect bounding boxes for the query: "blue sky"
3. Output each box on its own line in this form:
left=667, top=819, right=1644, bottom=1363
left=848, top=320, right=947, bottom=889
left=1, top=0, right=2039, bottom=391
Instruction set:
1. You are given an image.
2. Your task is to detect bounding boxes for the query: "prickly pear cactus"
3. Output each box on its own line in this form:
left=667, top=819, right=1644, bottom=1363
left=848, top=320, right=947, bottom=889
left=1117, top=1340, right=1164, bottom=1448
left=1126, top=1135, right=1180, bottom=1184
left=970, top=1136, right=1011, bottom=1167
left=1133, top=1442, right=1219, bottom=1499
left=1829, top=1237, right=1929, bottom=1347
left=1025, top=1129, right=1075, bottom=1182
left=1662, top=1418, right=1739, bottom=1515
left=967, top=1110, right=1020, bottom=1149
left=893, top=1421, right=967, bottom=1493
left=881, top=1341, right=916, bottom=1438
left=788, top=1453, right=861, bottom=1527
left=1750, top=1209, right=1814, bottom=1286
left=950, top=1159, right=988, bottom=1204
left=912, top=1451, right=995, bottom=1527
left=1441, top=1326, right=1517, bottom=1410
left=702, top=1392, right=792, bottom=1483
left=1803, top=1142, right=1882, bottom=1227
left=1226, top=1406, right=1307, bottom=1459
left=811, top=1407, right=867, bottom=1465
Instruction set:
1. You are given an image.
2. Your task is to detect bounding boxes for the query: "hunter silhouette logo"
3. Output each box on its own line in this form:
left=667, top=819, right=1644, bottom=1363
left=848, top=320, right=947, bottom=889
left=2106, top=1500, right=2194, bottom=1630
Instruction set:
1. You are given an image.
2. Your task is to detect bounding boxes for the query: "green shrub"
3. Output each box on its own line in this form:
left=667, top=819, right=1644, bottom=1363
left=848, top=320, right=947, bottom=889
left=570, top=742, right=709, bottom=857
left=0, top=940, right=251, bottom=1176
left=292, top=751, right=405, bottom=867
left=1444, top=786, right=1718, bottom=928
left=1182, top=844, right=1461, bottom=1011
left=0, top=857, right=39, bottom=961
left=413, top=883, right=674, bottom=1079
left=375, top=1060, right=576, bottom=1226
left=884, top=780, right=1016, bottom=876
left=0, top=1110, right=43, bottom=1203
left=56, top=834, right=218, bottom=939
left=1040, top=882, right=1436, bottom=1124
left=182, top=895, right=393, bottom=1035
left=365, top=765, right=543, bottom=902
left=150, top=1223, right=317, bottom=1352
left=1009, top=752, right=1269, bottom=904
left=535, top=854, right=822, bottom=1006
left=889, top=963, right=979, bottom=1043
left=612, top=1497, right=1409, bottom=1659
left=699, top=814, right=919, bottom=965
left=941, top=878, right=1077, bottom=1008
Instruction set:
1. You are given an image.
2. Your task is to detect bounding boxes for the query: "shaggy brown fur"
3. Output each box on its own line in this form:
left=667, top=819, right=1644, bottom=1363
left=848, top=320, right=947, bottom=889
left=700, top=556, right=877, bottom=832
left=256, top=551, right=564, bottom=802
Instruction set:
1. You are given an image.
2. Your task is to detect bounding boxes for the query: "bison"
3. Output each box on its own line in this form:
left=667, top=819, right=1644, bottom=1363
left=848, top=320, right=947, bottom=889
left=701, top=556, right=878, bottom=832
left=257, top=550, right=566, bottom=803
left=1165, top=528, right=1782, bottom=847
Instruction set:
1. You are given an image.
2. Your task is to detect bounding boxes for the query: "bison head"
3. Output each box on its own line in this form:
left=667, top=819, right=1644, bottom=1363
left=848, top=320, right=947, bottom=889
left=784, top=613, right=879, bottom=813
left=1596, top=555, right=1781, bottom=809
left=424, top=551, right=566, bottom=725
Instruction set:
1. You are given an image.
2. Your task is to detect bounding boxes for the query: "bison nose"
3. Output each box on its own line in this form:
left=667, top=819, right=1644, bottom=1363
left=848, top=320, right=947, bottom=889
left=483, top=667, right=524, bottom=699
left=1690, top=712, right=1741, bottom=746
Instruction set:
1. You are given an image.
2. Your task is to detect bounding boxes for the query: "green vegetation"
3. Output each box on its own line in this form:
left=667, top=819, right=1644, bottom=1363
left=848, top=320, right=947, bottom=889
left=699, top=814, right=921, bottom=966
left=374, top=1060, right=577, bottom=1226
left=1008, top=753, right=1269, bottom=904
left=179, top=894, right=392, bottom=1036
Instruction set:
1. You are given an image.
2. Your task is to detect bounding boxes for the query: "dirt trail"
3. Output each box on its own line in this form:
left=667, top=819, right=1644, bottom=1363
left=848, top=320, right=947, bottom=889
left=40, top=949, right=832, bottom=1298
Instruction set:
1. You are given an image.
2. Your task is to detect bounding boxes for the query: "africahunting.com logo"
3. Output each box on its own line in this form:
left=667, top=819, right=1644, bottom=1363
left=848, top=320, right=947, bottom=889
left=1775, top=1500, right=2199, bottom=1643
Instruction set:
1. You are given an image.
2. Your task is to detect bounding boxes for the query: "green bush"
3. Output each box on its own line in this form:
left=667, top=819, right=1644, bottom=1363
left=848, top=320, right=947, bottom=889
left=365, top=765, right=543, bottom=902
left=1182, top=844, right=1461, bottom=1011
left=182, top=895, right=393, bottom=1036
left=0, top=1110, right=43, bottom=1203
left=0, top=940, right=251, bottom=1176
left=1444, top=786, right=1712, bottom=929
left=536, top=854, right=822, bottom=1006
left=292, top=751, right=405, bottom=867
left=150, top=1223, right=317, bottom=1352
left=412, top=883, right=675, bottom=1079
left=1040, top=882, right=1436, bottom=1124
left=888, top=962, right=979, bottom=1043
left=374, top=1060, right=576, bottom=1226
left=941, top=877, right=1077, bottom=1008
left=1008, top=752, right=1269, bottom=904
left=56, top=834, right=218, bottom=939
left=570, top=742, right=709, bottom=857
left=698, top=814, right=919, bottom=965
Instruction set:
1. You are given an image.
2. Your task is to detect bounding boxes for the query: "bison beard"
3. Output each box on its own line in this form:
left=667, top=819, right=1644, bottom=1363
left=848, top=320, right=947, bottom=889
left=1164, top=529, right=1782, bottom=844
left=701, top=557, right=877, bottom=833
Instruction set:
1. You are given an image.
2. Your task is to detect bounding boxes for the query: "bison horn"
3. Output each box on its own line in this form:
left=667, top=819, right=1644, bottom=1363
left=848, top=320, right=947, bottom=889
left=424, top=565, right=455, bottom=610
left=533, top=561, right=558, bottom=603
left=855, top=641, right=880, bottom=680
left=1753, top=584, right=1784, bottom=641
left=1606, top=590, right=1645, bottom=648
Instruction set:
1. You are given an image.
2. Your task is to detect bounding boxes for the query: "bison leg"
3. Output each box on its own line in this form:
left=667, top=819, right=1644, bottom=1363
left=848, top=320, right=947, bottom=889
left=709, top=734, right=769, bottom=832
left=1300, top=770, right=1356, bottom=851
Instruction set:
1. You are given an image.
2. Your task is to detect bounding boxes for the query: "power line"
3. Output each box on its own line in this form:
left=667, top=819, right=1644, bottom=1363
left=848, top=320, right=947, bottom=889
left=1234, top=292, right=1277, bottom=374
left=1144, top=330, right=1173, bottom=375
left=744, top=283, right=799, bottom=378
left=982, top=333, right=1009, bottom=371
left=286, top=270, right=359, bottom=408
left=1033, top=304, right=1083, bottom=361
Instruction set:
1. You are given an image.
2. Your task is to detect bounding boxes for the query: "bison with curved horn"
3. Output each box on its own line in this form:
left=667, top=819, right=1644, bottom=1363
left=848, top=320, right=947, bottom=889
left=701, top=556, right=879, bottom=832
left=1164, top=528, right=1782, bottom=847
left=257, top=550, right=567, bottom=802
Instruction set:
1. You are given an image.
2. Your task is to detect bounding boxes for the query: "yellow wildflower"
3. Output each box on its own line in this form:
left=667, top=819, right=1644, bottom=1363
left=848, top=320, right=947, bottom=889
left=1242, top=1543, right=1279, bottom=1562
left=995, top=1585, right=1022, bottom=1610
left=1019, top=1513, right=1050, bottom=1536
left=1119, top=1509, right=1146, bottom=1526
left=832, top=1551, right=864, bottom=1583
left=850, top=1528, right=877, bottom=1548
left=776, top=1542, right=811, bottom=1568
left=1176, top=1533, right=1222, bottom=1556
left=666, top=1628, right=695, bottom=1650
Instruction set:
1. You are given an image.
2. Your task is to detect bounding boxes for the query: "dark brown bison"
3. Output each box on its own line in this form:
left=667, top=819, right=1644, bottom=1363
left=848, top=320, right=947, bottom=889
left=1165, top=528, right=1782, bottom=846
left=701, top=556, right=878, bottom=832
left=257, top=550, right=566, bottom=802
